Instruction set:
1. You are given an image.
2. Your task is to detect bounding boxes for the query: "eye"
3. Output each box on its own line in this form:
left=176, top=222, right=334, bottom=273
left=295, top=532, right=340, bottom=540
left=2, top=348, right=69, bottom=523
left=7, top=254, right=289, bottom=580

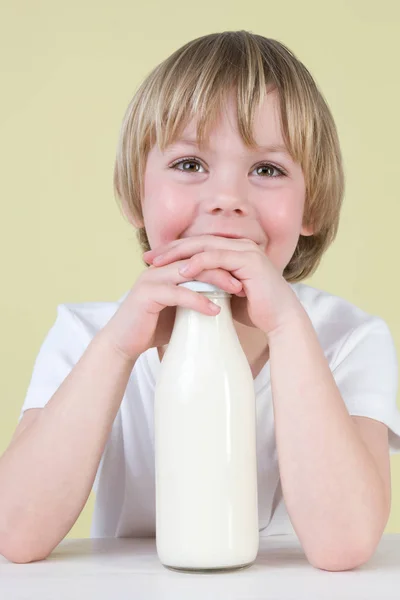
left=254, top=163, right=286, bottom=178
left=170, top=157, right=206, bottom=174
left=169, top=156, right=287, bottom=178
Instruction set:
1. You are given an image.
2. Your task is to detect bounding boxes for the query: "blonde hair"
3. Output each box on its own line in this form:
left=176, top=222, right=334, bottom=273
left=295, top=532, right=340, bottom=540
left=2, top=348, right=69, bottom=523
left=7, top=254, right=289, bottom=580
left=113, top=30, right=345, bottom=282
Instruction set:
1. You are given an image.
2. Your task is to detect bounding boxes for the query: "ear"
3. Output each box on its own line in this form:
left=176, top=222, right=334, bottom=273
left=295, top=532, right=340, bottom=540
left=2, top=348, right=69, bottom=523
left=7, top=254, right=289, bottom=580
left=300, top=223, right=314, bottom=237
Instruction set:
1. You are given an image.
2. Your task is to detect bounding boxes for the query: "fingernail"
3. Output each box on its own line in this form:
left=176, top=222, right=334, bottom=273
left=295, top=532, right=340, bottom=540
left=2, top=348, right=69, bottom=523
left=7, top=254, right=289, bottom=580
left=179, top=263, right=190, bottom=275
left=230, top=277, right=241, bottom=287
left=208, top=301, right=220, bottom=313
left=153, top=254, right=164, bottom=264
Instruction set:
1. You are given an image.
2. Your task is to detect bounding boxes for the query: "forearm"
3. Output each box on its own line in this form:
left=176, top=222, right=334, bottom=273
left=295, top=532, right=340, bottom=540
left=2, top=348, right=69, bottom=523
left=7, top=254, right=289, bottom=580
left=0, top=330, right=136, bottom=562
left=267, top=306, right=387, bottom=569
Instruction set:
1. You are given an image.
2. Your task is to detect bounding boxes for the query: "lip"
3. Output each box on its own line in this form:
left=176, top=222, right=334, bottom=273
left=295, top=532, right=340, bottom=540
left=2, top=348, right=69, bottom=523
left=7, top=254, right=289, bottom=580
left=209, top=232, right=246, bottom=239
left=181, top=231, right=262, bottom=246
left=209, top=232, right=261, bottom=245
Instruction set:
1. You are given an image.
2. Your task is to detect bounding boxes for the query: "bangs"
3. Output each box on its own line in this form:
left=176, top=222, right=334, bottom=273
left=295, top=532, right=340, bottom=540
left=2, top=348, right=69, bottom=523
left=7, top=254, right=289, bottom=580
left=148, top=32, right=308, bottom=166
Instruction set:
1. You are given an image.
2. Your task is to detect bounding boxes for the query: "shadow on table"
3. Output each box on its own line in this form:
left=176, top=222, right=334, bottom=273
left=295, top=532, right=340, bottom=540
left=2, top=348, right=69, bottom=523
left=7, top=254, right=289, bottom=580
left=255, top=540, right=400, bottom=572
left=46, top=539, right=310, bottom=571
left=47, top=538, right=155, bottom=561
left=46, top=537, right=398, bottom=573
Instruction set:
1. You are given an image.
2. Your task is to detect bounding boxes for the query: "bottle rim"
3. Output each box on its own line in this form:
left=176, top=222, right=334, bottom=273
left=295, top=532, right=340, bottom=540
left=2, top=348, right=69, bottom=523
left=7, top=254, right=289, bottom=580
left=178, top=281, right=231, bottom=295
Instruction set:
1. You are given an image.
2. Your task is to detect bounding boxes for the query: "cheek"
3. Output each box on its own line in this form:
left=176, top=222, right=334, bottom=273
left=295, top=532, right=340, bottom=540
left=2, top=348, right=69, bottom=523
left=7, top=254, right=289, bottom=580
left=260, top=195, right=305, bottom=268
left=142, top=186, right=194, bottom=249
left=262, top=200, right=303, bottom=241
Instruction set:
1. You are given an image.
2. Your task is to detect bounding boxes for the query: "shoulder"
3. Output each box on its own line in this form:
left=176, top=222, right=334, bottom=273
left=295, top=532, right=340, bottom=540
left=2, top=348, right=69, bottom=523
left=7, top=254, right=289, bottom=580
left=291, top=281, right=387, bottom=332
left=290, top=282, right=394, bottom=367
left=51, top=291, right=129, bottom=344
left=18, top=291, right=130, bottom=419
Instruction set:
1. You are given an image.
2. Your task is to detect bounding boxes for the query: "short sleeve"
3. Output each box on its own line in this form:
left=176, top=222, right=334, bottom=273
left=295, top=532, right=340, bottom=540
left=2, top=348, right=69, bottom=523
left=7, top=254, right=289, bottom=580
left=332, top=317, right=400, bottom=454
left=19, top=304, right=89, bottom=422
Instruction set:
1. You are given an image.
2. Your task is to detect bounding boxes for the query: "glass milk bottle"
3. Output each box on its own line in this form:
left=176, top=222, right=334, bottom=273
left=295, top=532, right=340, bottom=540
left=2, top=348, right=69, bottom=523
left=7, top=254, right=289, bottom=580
left=154, top=280, right=259, bottom=572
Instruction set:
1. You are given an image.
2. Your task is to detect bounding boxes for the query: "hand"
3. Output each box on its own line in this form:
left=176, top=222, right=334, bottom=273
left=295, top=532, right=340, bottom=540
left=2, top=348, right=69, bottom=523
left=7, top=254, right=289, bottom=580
left=143, top=235, right=303, bottom=336
left=100, top=253, right=246, bottom=362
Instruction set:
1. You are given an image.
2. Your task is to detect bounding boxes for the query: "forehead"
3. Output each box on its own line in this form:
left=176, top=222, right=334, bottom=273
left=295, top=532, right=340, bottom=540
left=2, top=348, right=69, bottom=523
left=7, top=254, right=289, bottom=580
left=166, top=90, right=285, bottom=153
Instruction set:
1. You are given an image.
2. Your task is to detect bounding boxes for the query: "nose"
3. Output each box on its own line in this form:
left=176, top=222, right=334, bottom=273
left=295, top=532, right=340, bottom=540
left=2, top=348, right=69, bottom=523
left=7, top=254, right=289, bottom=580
left=204, top=194, right=250, bottom=217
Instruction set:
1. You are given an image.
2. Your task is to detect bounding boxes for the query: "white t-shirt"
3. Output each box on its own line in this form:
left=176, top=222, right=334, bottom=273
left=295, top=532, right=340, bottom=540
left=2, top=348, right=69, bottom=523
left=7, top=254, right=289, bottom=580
left=19, top=282, right=400, bottom=539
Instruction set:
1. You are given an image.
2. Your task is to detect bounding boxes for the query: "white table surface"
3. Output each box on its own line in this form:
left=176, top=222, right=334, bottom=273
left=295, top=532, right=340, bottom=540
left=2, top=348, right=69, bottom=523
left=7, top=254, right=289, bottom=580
left=1, top=534, right=399, bottom=600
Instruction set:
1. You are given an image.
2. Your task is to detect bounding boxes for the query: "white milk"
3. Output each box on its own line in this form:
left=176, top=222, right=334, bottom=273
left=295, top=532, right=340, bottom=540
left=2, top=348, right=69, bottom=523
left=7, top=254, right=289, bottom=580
left=154, top=281, right=259, bottom=572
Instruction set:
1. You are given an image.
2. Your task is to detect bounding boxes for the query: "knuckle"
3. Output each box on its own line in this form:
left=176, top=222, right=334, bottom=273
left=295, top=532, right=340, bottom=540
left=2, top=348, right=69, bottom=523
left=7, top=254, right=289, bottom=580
left=188, top=254, right=200, bottom=267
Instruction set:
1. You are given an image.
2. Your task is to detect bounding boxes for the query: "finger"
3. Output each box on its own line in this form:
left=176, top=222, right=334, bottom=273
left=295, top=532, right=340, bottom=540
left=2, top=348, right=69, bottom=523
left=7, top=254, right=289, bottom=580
left=144, top=282, right=220, bottom=316
left=179, top=250, right=248, bottom=280
left=195, top=269, right=243, bottom=294
left=146, top=258, right=242, bottom=293
left=144, top=235, right=255, bottom=265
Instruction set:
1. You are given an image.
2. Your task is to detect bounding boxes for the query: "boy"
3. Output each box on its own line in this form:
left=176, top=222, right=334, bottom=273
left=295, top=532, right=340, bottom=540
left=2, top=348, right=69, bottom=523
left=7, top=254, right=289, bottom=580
left=1, top=30, right=399, bottom=570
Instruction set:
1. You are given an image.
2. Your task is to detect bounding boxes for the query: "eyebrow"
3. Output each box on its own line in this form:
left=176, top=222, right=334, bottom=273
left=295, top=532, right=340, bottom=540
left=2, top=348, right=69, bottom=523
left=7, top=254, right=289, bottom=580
left=167, top=138, right=291, bottom=157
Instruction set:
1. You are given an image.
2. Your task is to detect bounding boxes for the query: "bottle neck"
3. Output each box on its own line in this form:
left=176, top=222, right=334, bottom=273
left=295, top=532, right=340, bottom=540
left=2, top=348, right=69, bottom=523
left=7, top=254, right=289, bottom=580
left=171, top=293, right=237, bottom=343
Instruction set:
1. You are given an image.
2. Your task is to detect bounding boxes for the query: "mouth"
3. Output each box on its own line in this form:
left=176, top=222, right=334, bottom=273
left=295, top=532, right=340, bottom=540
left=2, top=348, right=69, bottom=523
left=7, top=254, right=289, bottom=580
left=209, top=232, right=261, bottom=245
left=210, top=232, right=247, bottom=240
left=181, top=230, right=262, bottom=246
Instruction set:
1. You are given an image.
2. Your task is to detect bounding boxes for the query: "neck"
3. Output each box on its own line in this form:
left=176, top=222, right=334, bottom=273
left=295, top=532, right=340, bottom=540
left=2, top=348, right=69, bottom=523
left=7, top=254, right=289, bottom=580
left=233, top=319, right=270, bottom=378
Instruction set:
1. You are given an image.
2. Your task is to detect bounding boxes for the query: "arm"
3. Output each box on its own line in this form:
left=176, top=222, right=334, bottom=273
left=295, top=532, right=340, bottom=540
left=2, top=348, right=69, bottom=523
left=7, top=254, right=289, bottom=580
left=267, top=306, right=390, bottom=571
left=0, top=331, right=136, bottom=564
left=140, top=234, right=393, bottom=571
left=0, top=256, right=238, bottom=565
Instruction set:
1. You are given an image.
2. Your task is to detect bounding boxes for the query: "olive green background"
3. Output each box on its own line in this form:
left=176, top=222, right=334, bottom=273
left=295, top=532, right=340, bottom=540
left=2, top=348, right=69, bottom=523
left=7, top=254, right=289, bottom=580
left=1, top=0, right=399, bottom=538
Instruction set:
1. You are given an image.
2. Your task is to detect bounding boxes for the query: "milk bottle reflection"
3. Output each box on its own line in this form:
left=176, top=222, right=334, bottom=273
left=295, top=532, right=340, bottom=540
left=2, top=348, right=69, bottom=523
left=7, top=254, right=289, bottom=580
left=154, top=280, right=259, bottom=572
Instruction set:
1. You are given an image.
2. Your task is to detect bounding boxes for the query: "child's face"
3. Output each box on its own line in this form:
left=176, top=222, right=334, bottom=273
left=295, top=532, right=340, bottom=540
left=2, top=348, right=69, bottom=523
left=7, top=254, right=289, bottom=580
left=139, top=89, right=313, bottom=274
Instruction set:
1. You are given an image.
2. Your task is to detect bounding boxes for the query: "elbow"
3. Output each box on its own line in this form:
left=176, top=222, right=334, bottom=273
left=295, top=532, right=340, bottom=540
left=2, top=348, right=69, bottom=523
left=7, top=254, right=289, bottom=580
left=0, top=532, right=51, bottom=564
left=306, top=515, right=388, bottom=571
left=306, top=539, right=378, bottom=572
